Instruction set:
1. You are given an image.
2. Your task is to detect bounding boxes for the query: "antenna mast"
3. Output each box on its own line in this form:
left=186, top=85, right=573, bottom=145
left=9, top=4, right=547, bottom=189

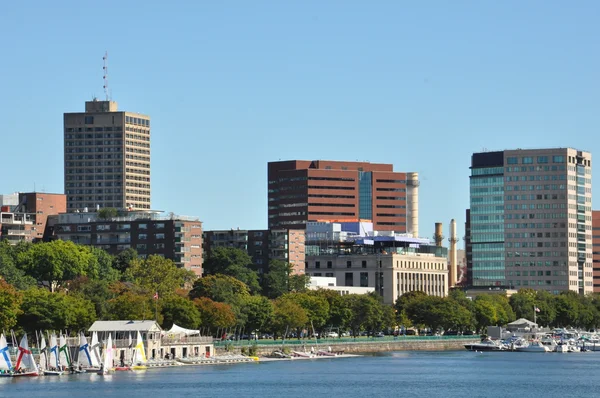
left=102, top=51, right=109, bottom=101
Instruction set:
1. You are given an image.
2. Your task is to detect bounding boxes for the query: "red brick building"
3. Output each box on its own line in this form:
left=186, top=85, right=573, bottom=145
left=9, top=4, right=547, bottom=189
left=268, top=160, right=419, bottom=234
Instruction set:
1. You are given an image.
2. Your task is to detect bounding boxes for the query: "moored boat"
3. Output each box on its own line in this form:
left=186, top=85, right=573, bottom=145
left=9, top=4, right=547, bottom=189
left=464, top=339, right=504, bottom=351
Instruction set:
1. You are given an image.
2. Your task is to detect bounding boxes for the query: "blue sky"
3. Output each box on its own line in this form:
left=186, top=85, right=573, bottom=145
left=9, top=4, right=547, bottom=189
left=2, top=1, right=599, bottom=246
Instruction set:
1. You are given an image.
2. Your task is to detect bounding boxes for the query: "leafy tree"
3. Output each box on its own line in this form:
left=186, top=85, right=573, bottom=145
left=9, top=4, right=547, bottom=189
left=160, top=295, right=201, bottom=330
left=189, top=274, right=250, bottom=303
left=193, top=297, right=236, bottom=330
left=124, top=255, right=196, bottom=299
left=283, top=292, right=330, bottom=331
left=18, top=287, right=96, bottom=334
left=0, top=248, right=36, bottom=290
left=509, top=289, right=536, bottom=320
left=16, top=240, right=98, bottom=291
left=534, top=290, right=556, bottom=327
left=394, top=291, right=428, bottom=326
left=312, top=289, right=352, bottom=332
left=289, top=274, right=311, bottom=293
left=346, top=294, right=388, bottom=336
left=473, top=297, right=498, bottom=332
left=203, top=247, right=261, bottom=293
left=554, top=291, right=580, bottom=327
left=106, top=289, right=160, bottom=323
left=68, top=277, right=114, bottom=319
left=113, top=248, right=138, bottom=273
left=271, top=298, right=308, bottom=337
left=263, top=260, right=311, bottom=298
left=0, top=279, right=23, bottom=331
left=97, top=207, right=118, bottom=219
left=240, top=295, right=274, bottom=333
left=406, top=295, right=445, bottom=332
left=89, top=247, right=119, bottom=282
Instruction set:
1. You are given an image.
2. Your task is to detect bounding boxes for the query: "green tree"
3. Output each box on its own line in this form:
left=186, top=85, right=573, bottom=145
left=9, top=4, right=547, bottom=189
left=394, top=291, right=428, bottom=327
left=289, top=274, right=310, bottom=293
left=554, top=291, right=580, bottom=327
left=89, top=247, right=119, bottom=282
left=406, top=295, right=446, bottom=332
left=16, top=240, right=98, bottom=290
left=189, top=274, right=250, bottom=303
left=68, top=277, right=114, bottom=319
left=160, top=294, right=201, bottom=330
left=283, top=292, right=330, bottom=331
left=18, top=287, right=96, bottom=334
left=113, top=248, right=139, bottom=273
left=202, top=247, right=261, bottom=293
left=240, top=295, right=274, bottom=333
left=473, top=297, right=498, bottom=332
left=346, top=294, right=388, bottom=336
left=193, top=297, right=236, bottom=330
left=534, top=290, right=556, bottom=327
left=0, top=279, right=23, bottom=331
left=106, top=289, right=160, bottom=323
left=0, top=247, right=36, bottom=290
left=509, top=289, right=536, bottom=320
left=124, top=255, right=196, bottom=299
left=97, top=207, right=118, bottom=219
left=271, top=298, right=308, bottom=338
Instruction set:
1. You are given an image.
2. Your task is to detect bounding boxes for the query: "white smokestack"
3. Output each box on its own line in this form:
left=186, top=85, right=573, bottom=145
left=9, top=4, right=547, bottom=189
left=406, top=172, right=419, bottom=238
left=449, top=219, right=458, bottom=287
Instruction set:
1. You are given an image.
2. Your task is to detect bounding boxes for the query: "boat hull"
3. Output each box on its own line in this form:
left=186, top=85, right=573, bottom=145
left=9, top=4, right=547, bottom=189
left=43, top=370, right=64, bottom=376
left=464, top=344, right=502, bottom=351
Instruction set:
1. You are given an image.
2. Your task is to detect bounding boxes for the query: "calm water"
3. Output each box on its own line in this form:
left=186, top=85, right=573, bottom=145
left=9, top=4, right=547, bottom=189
left=2, top=351, right=600, bottom=397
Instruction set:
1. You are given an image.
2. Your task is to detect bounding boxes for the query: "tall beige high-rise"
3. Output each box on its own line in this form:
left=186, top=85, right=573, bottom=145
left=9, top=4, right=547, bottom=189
left=64, top=100, right=150, bottom=212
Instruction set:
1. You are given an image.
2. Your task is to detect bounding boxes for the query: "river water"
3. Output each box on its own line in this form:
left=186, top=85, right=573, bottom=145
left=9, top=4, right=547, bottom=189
left=2, top=351, right=600, bottom=397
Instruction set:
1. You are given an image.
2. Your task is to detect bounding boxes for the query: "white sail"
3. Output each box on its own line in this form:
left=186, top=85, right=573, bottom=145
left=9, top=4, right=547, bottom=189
left=0, top=334, right=12, bottom=371
left=16, top=334, right=38, bottom=373
left=77, top=333, right=93, bottom=367
left=38, top=334, right=48, bottom=371
left=102, top=334, right=114, bottom=373
left=59, top=335, right=71, bottom=369
left=90, top=332, right=101, bottom=367
left=49, top=334, right=60, bottom=370
left=131, top=331, right=147, bottom=365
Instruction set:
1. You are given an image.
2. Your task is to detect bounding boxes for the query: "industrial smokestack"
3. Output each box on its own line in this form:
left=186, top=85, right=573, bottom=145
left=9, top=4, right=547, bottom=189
left=449, top=219, right=458, bottom=287
left=406, top=172, right=419, bottom=238
left=434, top=222, right=443, bottom=247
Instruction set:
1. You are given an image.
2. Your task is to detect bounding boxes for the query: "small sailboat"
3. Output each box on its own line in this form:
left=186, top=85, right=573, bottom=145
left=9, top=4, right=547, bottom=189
left=0, top=333, right=13, bottom=377
left=131, top=331, right=148, bottom=370
left=76, top=332, right=100, bottom=373
left=12, top=334, right=39, bottom=377
left=99, top=334, right=114, bottom=375
left=90, top=332, right=102, bottom=369
left=46, top=334, right=64, bottom=375
left=38, top=333, right=48, bottom=374
left=59, top=335, right=72, bottom=372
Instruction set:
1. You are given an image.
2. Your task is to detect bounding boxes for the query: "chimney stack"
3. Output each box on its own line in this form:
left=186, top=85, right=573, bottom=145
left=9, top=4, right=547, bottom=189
left=434, top=222, right=443, bottom=247
left=449, top=219, right=458, bottom=287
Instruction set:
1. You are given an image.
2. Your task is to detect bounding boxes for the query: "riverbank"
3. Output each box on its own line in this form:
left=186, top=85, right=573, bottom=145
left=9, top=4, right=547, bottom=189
left=215, top=336, right=479, bottom=356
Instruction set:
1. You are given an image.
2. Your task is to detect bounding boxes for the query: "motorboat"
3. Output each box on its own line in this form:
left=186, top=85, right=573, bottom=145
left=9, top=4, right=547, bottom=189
left=515, top=341, right=550, bottom=353
left=464, top=339, right=504, bottom=351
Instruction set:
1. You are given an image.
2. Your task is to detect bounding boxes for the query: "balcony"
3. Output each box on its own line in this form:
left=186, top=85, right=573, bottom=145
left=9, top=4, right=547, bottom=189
left=96, top=237, right=131, bottom=244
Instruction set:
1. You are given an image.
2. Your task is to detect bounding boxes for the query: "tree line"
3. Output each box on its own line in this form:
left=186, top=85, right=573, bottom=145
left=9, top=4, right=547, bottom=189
left=3, top=241, right=600, bottom=338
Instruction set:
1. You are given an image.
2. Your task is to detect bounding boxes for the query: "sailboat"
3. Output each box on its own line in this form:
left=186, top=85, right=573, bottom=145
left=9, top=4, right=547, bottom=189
left=59, top=335, right=72, bottom=372
left=131, top=331, right=148, bottom=370
left=90, top=332, right=102, bottom=370
left=99, top=334, right=114, bottom=375
left=77, top=332, right=100, bottom=373
left=115, top=332, right=132, bottom=371
left=46, top=334, right=64, bottom=375
left=12, top=334, right=39, bottom=377
left=0, top=333, right=13, bottom=377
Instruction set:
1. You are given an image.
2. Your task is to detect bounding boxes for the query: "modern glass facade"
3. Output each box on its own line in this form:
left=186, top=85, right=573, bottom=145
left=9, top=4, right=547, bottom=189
left=358, top=171, right=373, bottom=220
left=470, top=164, right=505, bottom=286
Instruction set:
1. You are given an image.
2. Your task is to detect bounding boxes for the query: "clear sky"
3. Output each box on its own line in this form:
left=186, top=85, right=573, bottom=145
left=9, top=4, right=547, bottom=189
left=2, top=1, right=599, bottom=246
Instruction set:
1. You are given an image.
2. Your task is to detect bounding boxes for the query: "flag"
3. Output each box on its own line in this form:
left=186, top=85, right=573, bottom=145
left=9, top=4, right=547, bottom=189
left=153, top=292, right=159, bottom=300
left=535, top=307, right=540, bottom=313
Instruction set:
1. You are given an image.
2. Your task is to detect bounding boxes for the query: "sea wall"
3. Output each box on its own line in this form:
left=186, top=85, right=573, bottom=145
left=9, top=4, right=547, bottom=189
left=215, top=338, right=478, bottom=356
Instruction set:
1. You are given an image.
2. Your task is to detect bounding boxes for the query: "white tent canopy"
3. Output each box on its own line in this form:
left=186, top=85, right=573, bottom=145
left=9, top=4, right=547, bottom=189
left=164, top=323, right=200, bottom=337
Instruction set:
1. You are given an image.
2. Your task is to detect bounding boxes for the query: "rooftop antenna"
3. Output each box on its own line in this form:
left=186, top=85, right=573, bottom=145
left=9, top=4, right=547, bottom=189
left=102, top=51, right=109, bottom=101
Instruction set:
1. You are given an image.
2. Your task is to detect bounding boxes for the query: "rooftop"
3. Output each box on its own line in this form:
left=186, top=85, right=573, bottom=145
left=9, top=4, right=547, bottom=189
left=88, top=320, right=162, bottom=333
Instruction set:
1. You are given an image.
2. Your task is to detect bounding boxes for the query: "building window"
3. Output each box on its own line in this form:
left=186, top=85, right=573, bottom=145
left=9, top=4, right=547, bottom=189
left=327, top=261, right=332, bottom=268
left=522, top=157, right=533, bottom=164
left=155, top=233, right=165, bottom=239
left=139, top=224, right=148, bottom=229
left=345, top=272, right=353, bottom=286
left=155, top=223, right=165, bottom=229
left=507, top=157, right=518, bottom=164
left=84, top=116, right=94, bottom=124
left=347, top=260, right=352, bottom=268
left=139, top=234, right=147, bottom=240
left=360, top=272, right=368, bottom=287
left=362, top=260, right=367, bottom=268
left=325, top=273, right=334, bottom=277
left=315, top=261, right=321, bottom=269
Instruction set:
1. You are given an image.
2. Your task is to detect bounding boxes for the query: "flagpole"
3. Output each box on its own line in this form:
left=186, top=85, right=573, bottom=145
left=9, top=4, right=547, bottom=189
left=533, top=305, right=536, bottom=326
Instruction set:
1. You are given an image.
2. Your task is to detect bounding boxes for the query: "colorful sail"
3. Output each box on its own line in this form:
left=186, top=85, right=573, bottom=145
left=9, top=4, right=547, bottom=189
left=59, top=335, right=71, bottom=369
left=49, top=334, right=60, bottom=370
left=15, top=334, right=38, bottom=373
left=38, top=334, right=48, bottom=371
left=131, top=331, right=147, bottom=365
left=78, top=333, right=93, bottom=367
left=90, top=332, right=101, bottom=367
left=0, top=334, right=12, bottom=371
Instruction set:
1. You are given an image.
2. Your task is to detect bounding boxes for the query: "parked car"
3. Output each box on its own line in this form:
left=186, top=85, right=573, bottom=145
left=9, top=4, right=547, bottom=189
left=324, top=332, right=339, bottom=338
left=375, top=332, right=385, bottom=338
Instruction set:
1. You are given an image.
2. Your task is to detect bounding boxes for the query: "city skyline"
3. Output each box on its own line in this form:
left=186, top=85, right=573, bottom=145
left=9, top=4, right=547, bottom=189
left=3, top=2, right=600, bottom=243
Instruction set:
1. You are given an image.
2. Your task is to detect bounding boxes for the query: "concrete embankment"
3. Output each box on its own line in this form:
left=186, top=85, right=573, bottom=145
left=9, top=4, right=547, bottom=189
left=216, top=338, right=478, bottom=356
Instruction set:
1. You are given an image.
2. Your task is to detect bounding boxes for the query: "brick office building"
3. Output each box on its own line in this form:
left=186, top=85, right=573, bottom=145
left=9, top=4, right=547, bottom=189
left=268, top=160, right=419, bottom=234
